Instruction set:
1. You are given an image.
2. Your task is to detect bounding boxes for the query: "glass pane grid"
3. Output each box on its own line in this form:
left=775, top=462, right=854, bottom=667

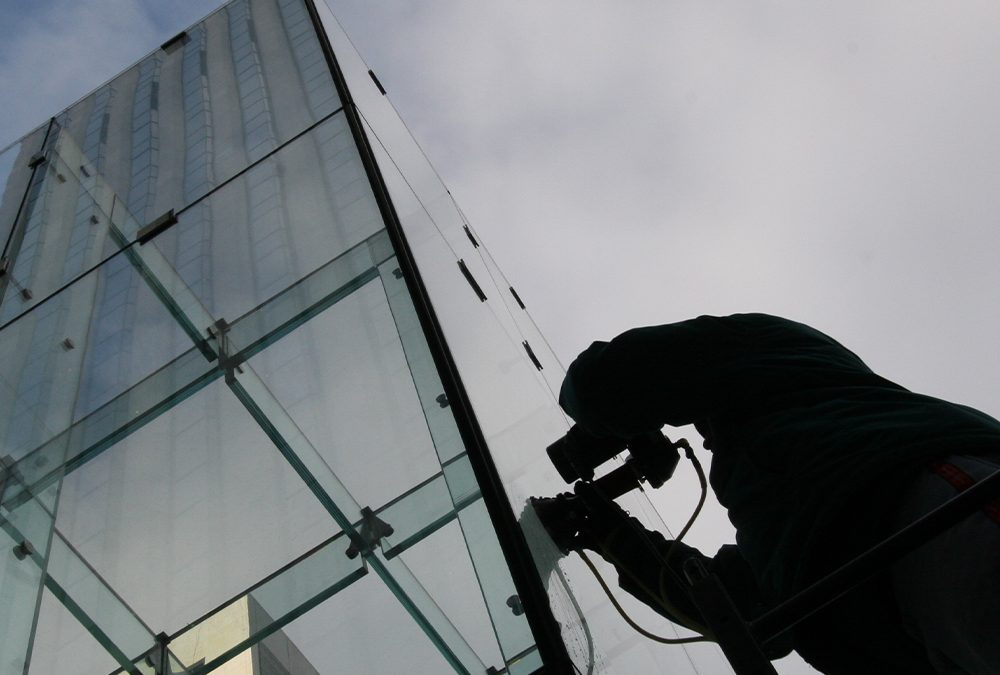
left=1, top=0, right=564, bottom=673
left=316, top=3, right=734, bottom=672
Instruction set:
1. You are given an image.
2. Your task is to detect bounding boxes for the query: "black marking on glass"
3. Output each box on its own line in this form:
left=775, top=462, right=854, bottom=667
left=463, top=225, right=479, bottom=248
left=522, top=340, right=543, bottom=371
left=368, top=69, right=386, bottom=95
left=161, top=31, right=190, bottom=52
left=509, top=286, right=526, bottom=309
left=457, top=259, right=487, bottom=302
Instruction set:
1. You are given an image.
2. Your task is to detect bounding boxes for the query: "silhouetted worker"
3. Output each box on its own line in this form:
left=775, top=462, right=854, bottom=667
left=557, top=313, right=1000, bottom=674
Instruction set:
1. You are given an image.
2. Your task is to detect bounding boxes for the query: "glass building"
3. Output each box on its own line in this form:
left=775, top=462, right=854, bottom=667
left=0, top=1, right=731, bottom=673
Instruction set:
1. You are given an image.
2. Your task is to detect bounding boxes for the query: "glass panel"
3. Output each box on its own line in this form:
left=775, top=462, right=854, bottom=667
left=233, top=291, right=488, bottom=672
left=376, top=255, right=538, bottom=665
left=0, top=124, right=49, bottom=254
left=226, top=230, right=388, bottom=361
left=376, top=454, right=479, bottom=559
left=0, top=133, right=118, bottom=325
left=376, top=257, right=463, bottom=465
left=27, top=587, right=121, bottom=675
left=36, top=531, right=155, bottom=671
left=0, top=248, right=203, bottom=465
left=145, top=111, right=382, bottom=325
left=168, top=532, right=365, bottom=673
left=184, top=570, right=463, bottom=675
left=0, top=490, right=53, bottom=674
left=53, top=378, right=339, bottom=637
left=243, top=281, right=443, bottom=508
left=397, top=520, right=505, bottom=670
left=52, top=0, right=341, bottom=229
left=165, top=457, right=487, bottom=673
left=2, top=347, right=217, bottom=516
left=315, top=6, right=734, bottom=672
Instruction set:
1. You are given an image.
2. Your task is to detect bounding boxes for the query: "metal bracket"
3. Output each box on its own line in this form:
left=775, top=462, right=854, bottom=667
left=27, top=153, right=46, bottom=170
left=143, top=632, right=171, bottom=675
left=137, top=209, right=178, bottom=245
left=13, top=540, right=34, bottom=561
left=345, top=506, right=394, bottom=559
left=161, top=31, right=190, bottom=53
left=207, top=318, right=244, bottom=382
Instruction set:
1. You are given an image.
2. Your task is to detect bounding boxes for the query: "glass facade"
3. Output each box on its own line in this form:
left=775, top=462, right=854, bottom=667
left=0, top=1, right=731, bottom=673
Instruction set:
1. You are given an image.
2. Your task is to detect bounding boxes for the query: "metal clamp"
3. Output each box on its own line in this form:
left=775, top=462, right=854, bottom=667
left=345, top=507, right=394, bottom=559
left=207, top=318, right=244, bottom=382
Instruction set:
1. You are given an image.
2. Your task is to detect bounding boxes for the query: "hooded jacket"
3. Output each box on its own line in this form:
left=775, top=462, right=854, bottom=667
left=559, top=313, right=1000, bottom=600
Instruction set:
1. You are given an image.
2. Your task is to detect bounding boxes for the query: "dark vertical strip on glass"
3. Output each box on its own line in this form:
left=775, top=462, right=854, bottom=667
left=462, top=224, right=479, bottom=248
left=368, top=69, right=386, bottom=95
left=509, top=286, right=526, bottom=310
left=457, top=259, right=487, bottom=302
left=300, top=2, right=573, bottom=670
left=522, top=341, right=543, bottom=371
left=0, top=118, right=56, bottom=306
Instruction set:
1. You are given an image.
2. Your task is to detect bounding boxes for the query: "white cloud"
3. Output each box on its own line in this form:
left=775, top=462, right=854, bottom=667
left=0, top=0, right=222, bottom=147
left=330, top=2, right=1000, bottom=412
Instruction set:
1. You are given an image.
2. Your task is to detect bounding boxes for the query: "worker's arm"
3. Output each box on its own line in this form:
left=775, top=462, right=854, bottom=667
left=571, top=486, right=787, bottom=656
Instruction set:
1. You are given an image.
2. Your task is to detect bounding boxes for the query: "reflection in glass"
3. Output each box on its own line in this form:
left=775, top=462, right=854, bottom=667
left=52, top=378, right=339, bottom=638
left=0, top=0, right=709, bottom=671
left=150, top=112, right=381, bottom=324
left=0, top=124, right=49, bottom=258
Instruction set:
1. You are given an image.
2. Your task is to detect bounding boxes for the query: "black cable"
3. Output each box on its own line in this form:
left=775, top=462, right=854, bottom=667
left=581, top=439, right=715, bottom=643
left=579, top=550, right=710, bottom=645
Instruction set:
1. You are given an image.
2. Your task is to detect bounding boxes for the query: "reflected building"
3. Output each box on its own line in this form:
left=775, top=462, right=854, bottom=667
left=0, top=1, right=731, bottom=673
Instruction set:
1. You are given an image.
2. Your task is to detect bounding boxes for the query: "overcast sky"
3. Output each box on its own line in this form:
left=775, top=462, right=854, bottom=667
left=4, top=2, right=1000, bottom=673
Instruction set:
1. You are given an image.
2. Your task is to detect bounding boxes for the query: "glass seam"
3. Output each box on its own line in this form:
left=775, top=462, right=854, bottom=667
left=0, top=106, right=346, bottom=333
left=302, top=0, right=573, bottom=669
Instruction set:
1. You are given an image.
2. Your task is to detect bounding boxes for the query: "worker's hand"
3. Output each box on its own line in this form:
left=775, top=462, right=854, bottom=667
left=530, top=482, right=634, bottom=554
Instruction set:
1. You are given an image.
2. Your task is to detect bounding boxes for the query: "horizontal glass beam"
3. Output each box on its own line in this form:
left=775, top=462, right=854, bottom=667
left=0, top=106, right=352, bottom=329
left=1, top=231, right=392, bottom=514
left=224, top=360, right=483, bottom=674
left=157, top=453, right=483, bottom=674
left=44, top=531, right=154, bottom=675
